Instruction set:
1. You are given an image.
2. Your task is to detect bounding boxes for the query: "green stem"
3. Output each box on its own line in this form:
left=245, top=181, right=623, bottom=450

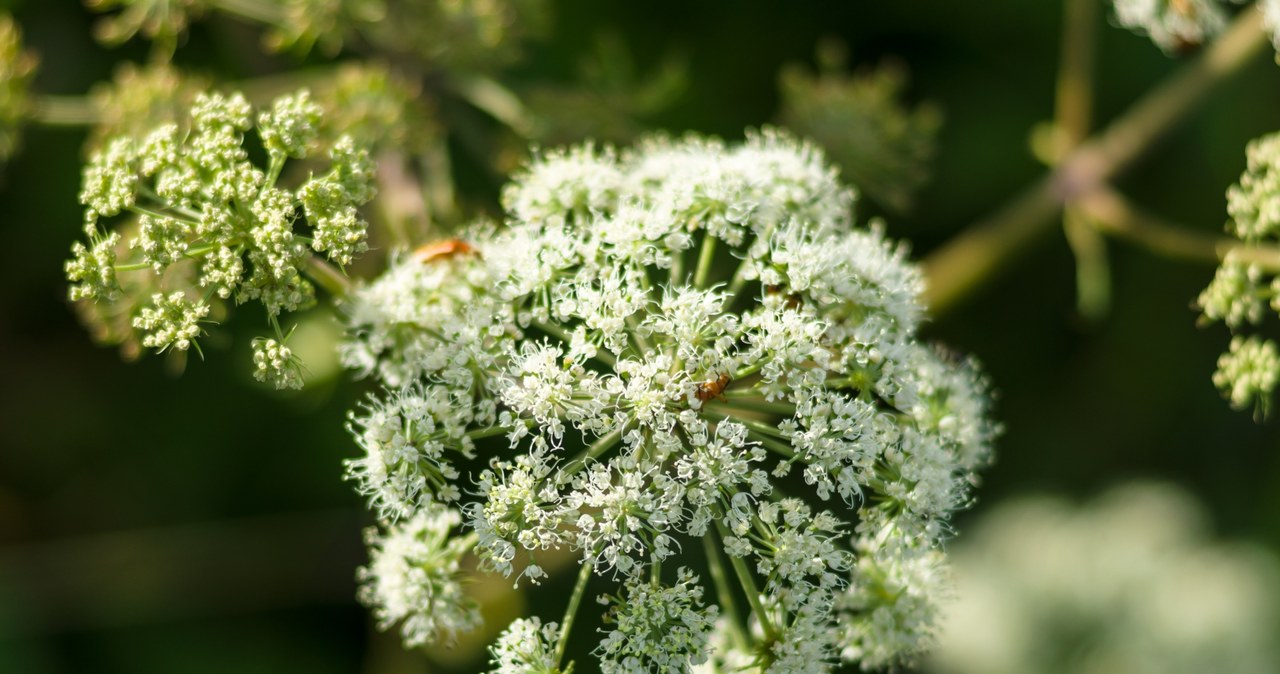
left=184, top=243, right=222, bottom=258
left=923, top=6, right=1268, bottom=314
left=553, top=561, right=594, bottom=671
left=1054, top=0, right=1097, bottom=149
left=265, top=154, right=285, bottom=189
left=1054, top=0, right=1109, bottom=321
left=702, top=533, right=749, bottom=650
left=668, top=244, right=685, bottom=288
left=710, top=397, right=797, bottom=416
left=626, top=315, right=654, bottom=354
left=693, top=233, right=718, bottom=289
left=127, top=205, right=200, bottom=226
left=732, top=360, right=765, bottom=381
left=465, top=424, right=519, bottom=441
left=304, top=255, right=352, bottom=297
left=1064, top=205, right=1111, bottom=319
left=714, top=515, right=777, bottom=639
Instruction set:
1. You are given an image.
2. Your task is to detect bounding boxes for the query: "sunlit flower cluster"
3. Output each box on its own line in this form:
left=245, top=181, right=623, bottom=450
left=64, top=88, right=375, bottom=388
left=1199, top=131, right=1280, bottom=414
left=346, top=130, right=997, bottom=671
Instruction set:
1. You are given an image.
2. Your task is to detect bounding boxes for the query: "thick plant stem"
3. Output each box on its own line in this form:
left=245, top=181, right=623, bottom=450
left=1054, top=0, right=1097, bottom=148
left=1054, top=0, right=1111, bottom=320
left=924, top=6, right=1268, bottom=315
left=554, top=561, right=594, bottom=671
left=1080, top=188, right=1280, bottom=271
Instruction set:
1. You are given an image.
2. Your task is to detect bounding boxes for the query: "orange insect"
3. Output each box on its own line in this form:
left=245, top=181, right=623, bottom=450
left=695, top=373, right=732, bottom=402
left=411, top=239, right=478, bottom=263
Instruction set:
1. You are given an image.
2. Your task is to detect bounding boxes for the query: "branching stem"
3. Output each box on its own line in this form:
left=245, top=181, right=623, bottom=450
left=1079, top=188, right=1280, bottom=272
left=924, top=6, right=1268, bottom=314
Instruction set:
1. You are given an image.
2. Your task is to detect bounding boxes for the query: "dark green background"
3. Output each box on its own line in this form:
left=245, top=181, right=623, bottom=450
left=1, top=1, right=1278, bottom=671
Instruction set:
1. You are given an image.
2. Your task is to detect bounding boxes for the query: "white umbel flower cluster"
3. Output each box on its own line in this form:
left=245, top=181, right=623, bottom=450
left=64, top=88, right=375, bottom=387
left=344, top=130, right=997, bottom=672
left=596, top=568, right=719, bottom=673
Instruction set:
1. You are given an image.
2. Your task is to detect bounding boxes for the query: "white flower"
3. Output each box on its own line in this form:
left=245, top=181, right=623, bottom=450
left=488, top=617, right=562, bottom=674
left=358, top=504, right=482, bottom=648
left=837, top=537, right=949, bottom=669
left=596, top=568, right=719, bottom=673
left=1112, top=0, right=1229, bottom=53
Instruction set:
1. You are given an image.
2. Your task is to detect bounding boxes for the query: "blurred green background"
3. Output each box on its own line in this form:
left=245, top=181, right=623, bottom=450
left=1, top=0, right=1279, bottom=671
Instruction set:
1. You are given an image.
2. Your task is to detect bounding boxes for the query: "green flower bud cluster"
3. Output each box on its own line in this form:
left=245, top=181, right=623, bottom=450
left=362, top=0, right=550, bottom=73
left=1214, top=336, right=1280, bottom=414
left=778, top=56, right=940, bottom=212
left=252, top=337, right=305, bottom=390
left=87, top=0, right=547, bottom=75
left=64, top=88, right=375, bottom=388
left=266, top=0, right=385, bottom=55
left=1199, top=132, right=1280, bottom=415
left=86, top=0, right=204, bottom=49
left=0, top=14, right=37, bottom=162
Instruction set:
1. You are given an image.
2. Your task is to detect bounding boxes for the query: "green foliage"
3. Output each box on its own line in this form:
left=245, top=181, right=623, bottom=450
left=0, top=14, right=37, bottom=162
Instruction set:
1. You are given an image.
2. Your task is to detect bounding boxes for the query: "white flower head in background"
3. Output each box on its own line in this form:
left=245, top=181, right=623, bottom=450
left=932, top=482, right=1280, bottom=674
